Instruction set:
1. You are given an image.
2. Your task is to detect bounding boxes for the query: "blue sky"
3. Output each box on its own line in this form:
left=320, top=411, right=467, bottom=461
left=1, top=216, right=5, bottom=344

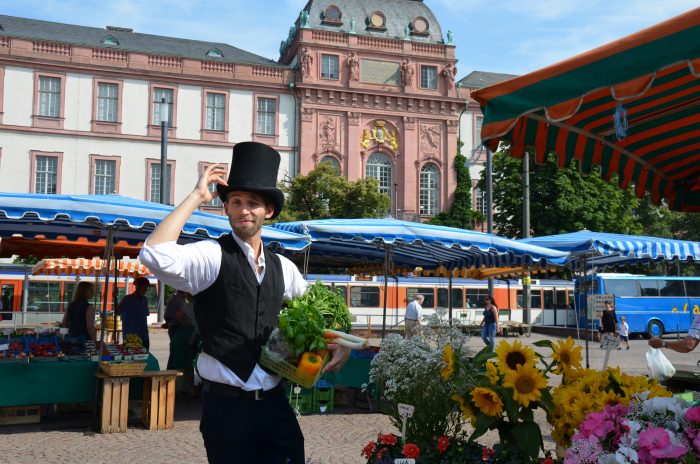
left=0, top=0, right=696, bottom=76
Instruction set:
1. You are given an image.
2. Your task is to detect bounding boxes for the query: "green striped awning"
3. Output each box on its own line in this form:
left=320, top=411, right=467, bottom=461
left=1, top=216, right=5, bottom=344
left=472, top=8, right=700, bottom=212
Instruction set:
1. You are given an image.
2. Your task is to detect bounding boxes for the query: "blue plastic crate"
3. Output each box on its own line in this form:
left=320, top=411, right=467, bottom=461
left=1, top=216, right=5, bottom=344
left=315, top=379, right=334, bottom=389
left=350, top=349, right=378, bottom=360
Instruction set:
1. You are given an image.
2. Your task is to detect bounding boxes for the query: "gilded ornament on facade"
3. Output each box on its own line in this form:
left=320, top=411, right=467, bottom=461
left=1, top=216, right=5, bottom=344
left=360, top=120, right=400, bottom=151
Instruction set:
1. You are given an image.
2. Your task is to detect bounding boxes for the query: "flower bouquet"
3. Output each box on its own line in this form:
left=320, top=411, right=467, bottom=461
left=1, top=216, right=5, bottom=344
left=564, top=395, right=700, bottom=463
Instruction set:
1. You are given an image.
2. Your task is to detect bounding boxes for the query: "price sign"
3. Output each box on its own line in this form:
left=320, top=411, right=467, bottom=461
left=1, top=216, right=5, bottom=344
left=601, top=334, right=621, bottom=350
left=522, top=276, right=532, bottom=285
left=398, top=403, right=415, bottom=419
left=395, top=460, right=416, bottom=464
left=587, top=294, right=613, bottom=320
left=1, top=328, right=12, bottom=335
left=0, top=343, right=9, bottom=351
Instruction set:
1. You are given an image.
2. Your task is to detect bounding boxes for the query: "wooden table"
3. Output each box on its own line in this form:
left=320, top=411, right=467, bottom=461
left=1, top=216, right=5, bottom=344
left=95, top=370, right=182, bottom=433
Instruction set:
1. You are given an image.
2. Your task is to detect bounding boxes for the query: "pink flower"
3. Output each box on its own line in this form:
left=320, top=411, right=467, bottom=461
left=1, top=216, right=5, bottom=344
left=685, top=406, right=700, bottom=423
left=638, top=427, right=688, bottom=462
left=694, top=433, right=700, bottom=453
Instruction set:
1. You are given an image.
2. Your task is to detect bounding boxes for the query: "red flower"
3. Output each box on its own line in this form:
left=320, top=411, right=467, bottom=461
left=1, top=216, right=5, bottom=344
left=361, top=441, right=376, bottom=459
left=482, top=447, right=495, bottom=460
left=378, top=433, right=397, bottom=445
left=541, top=458, right=554, bottom=464
left=402, top=443, right=421, bottom=459
left=437, top=436, right=450, bottom=454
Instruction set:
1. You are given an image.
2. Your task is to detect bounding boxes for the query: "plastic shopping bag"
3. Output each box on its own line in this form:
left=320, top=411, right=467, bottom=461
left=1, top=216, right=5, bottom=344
left=646, top=348, right=676, bottom=381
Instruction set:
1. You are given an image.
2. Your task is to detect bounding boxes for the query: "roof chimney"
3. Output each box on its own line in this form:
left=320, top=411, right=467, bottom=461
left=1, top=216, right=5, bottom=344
left=106, top=26, right=133, bottom=33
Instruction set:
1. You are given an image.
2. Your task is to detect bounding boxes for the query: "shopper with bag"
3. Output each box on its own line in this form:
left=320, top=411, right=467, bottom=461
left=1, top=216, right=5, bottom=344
left=649, top=313, right=700, bottom=353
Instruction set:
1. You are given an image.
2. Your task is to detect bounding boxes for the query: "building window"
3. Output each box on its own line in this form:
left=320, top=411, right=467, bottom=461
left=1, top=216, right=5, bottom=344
left=152, top=87, right=174, bottom=126
left=320, top=156, right=340, bottom=174
left=205, top=93, right=226, bottom=131
left=93, top=159, right=117, bottom=195
left=256, top=97, right=276, bottom=136
left=101, top=36, right=119, bottom=46
left=322, top=5, right=342, bottom=25
left=419, top=163, right=440, bottom=215
left=411, top=16, right=430, bottom=35
left=474, top=188, right=487, bottom=216
left=148, top=162, right=173, bottom=204
left=97, top=82, right=119, bottom=122
left=38, top=76, right=61, bottom=118
left=30, top=152, right=63, bottom=194
left=420, top=66, right=437, bottom=89
left=206, top=48, right=223, bottom=58
left=366, top=153, right=392, bottom=197
left=320, top=55, right=339, bottom=80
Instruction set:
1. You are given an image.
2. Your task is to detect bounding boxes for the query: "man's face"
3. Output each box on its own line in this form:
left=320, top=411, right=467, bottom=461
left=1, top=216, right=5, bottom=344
left=224, top=191, right=274, bottom=240
left=136, top=283, right=149, bottom=296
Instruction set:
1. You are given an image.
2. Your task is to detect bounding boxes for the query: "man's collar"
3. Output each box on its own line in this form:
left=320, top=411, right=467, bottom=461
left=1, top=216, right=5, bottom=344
left=231, top=232, right=263, bottom=259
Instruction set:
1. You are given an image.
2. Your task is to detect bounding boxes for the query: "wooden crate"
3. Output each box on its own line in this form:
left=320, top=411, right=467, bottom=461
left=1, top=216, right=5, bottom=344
left=140, top=370, right=181, bottom=430
left=95, top=374, right=129, bottom=433
left=0, top=405, right=41, bottom=425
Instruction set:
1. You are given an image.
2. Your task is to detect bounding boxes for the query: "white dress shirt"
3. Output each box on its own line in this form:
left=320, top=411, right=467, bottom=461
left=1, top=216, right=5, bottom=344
left=139, top=233, right=307, bottom=391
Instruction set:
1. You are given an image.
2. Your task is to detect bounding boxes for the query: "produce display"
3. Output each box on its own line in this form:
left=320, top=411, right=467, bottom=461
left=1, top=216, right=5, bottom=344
left=262, top=280, right=368, bottom=386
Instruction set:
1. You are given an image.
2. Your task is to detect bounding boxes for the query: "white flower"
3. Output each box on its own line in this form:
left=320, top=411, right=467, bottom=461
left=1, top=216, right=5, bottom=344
left=598, top=452, right=618, bottom=464
left=615, top=446, right=638, bottom=464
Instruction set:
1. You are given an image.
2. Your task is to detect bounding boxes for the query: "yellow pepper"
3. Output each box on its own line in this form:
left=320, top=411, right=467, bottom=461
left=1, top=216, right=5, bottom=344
left=298, top=351, right=323, bottom=377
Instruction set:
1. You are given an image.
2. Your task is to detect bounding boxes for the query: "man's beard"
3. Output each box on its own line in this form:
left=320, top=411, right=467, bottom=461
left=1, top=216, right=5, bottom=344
left=233, top=218, right=263, bottom=240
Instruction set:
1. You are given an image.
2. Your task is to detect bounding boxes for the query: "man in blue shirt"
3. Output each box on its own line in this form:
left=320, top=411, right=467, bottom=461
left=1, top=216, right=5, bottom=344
left=118, top=277, right=151, bottom=349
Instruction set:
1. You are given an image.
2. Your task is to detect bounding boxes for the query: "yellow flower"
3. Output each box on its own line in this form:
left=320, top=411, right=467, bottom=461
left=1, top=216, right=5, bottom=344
left=471, top=387, right=503, bottom=417
left=441, top=344, right=454, bottom=380
left=502, top=363, right=547, bottom=407
left=551, top=337, right=582, bottom=373
left=494, top=339, right=537, bottom=371
left=451, top=393, right=476, bottom=426
left=485, top=361, right=500, bottom=385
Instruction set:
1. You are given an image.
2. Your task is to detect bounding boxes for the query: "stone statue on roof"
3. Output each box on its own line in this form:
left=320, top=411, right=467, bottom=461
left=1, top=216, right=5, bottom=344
left=349, top=17, right=356, bottom=34
left=300, top=10, right=309, bottom=28
left=447, top=30, right=453, bottom=44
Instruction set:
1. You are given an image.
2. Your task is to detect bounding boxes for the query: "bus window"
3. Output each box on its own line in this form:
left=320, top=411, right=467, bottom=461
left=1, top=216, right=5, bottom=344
left=1, top=284, right=15, bottom=320
left=350, top=286, right=380, bottom=307
left=437, top=288, right=464, bottom=309
left=543, top=290, right=553, bottom=309
left=26, top=281, right=62, bottom=312
left=685, top=280, right=700, bottom=297
left=406, top=288, right=434, bottom=308
left=517, top=290, right=542, bottom=309
left=603, top=279, right=640, bottom=297
left=658, top=280, right=685, bottom=297
left=466, top=288, right=488, bottom=308
left=555, top=290, right=567, bottom=309
left=334, top=285, right=348, bottom=305
left=640, top=280, right=659, bottom=297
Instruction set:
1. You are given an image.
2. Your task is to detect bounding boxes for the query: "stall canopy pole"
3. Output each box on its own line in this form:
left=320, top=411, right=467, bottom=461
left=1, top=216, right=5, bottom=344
left=381, top=245, right=393, bottom=340
left=448, top=270, right=453, bottom=326
left=112, top=258, right=120, bottom=344
left=99, top=227, right=115, bottom=351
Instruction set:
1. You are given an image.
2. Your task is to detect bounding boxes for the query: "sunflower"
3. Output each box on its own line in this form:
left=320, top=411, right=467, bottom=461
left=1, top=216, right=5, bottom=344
left=441, top=344, right=454, bottom=380
left=485, top=361, right=500, bottom=385
left=471, top=387, right=503, bottom=417
left=451, top=393, right=476, bottom=426
left=495, top=339, right=537, bottom=372
left=550, top=337, right=583, bottom=373
left=502, top=363, right=547, bottom=407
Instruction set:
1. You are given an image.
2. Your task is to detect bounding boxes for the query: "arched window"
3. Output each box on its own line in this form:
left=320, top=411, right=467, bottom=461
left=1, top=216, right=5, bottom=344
left=365, top=153, right=392, bottom=197
left=419, top=163, right=440, bottom=215
left=320, top=156, right=340, bottom=174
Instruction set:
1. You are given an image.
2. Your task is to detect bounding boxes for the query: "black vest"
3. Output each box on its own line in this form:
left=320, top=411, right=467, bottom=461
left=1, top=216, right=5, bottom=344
left=193, top=234, right=285, bottom=380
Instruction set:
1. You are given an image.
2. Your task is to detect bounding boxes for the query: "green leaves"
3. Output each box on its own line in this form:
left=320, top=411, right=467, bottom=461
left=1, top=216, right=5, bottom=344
left=510, top=421, right=543, bottom=459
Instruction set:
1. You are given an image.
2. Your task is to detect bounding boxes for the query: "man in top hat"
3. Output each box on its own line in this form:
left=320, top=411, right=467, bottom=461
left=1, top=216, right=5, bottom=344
left=139, top=142, right=350, bottom=464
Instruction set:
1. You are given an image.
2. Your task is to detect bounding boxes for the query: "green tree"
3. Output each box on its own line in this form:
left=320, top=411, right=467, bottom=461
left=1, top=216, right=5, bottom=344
left=276, top=161, right=390, bottom=221
left=483, top=149, right=643, bottom=238
left=429, top=140, right=481, bottom=229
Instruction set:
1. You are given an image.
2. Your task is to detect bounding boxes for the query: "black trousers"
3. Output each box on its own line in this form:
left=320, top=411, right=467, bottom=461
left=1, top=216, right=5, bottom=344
left=200, top=385, right=304, bottom=464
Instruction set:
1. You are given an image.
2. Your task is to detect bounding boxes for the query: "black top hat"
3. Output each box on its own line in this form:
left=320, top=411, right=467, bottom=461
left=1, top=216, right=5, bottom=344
left=216, top=142, right=285, bottom=219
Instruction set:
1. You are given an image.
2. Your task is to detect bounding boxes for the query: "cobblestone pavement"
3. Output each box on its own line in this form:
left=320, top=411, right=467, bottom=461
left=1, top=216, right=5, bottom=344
left=1, top=327, right=695, bottom=463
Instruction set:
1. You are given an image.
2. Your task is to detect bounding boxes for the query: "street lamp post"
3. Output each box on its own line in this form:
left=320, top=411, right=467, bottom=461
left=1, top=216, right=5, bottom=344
left=157, top=97, right=168, bottom=323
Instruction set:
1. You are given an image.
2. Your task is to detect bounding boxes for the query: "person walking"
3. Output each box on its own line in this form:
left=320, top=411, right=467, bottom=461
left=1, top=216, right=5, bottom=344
left=405, top=294, right=424, bottom=339
left=618, top=316, right=630, bottom=350
left=480, top=295, right=499, bottom=351
left=139, top=142, right=350, bottom=464
left=600, top=301, right=618, bottom=336
left=118, top=277, right=151, bottom=349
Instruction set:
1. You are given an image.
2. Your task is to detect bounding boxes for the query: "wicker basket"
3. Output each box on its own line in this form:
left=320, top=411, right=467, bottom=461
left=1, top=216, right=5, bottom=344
left=259, top=347, right=327, bottom=388
left=99, top=361, right=147, bottom=376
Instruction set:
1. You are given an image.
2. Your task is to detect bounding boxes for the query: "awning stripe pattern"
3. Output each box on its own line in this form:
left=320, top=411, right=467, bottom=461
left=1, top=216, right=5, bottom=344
left=32, top=258, right=151, bottom=278
left=472, top=8, right=700, bottom=211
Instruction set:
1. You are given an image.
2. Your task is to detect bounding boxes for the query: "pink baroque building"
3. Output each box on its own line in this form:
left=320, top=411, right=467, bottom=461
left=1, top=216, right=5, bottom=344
left=280, top=0, right=463, bottom=220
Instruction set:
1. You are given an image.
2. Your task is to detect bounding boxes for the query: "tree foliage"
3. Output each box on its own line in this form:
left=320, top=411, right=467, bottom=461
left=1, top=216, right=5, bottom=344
left=276, top=161, right=390, bottom=221
left=429, top=140, right=481, bottom=229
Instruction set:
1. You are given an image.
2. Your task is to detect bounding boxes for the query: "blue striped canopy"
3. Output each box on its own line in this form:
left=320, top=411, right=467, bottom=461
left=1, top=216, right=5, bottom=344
left=271, top=218, right=569, bottom=270
left=0, top=192, right=310, bottom=252
left=520, top=230, right=700, bottom=269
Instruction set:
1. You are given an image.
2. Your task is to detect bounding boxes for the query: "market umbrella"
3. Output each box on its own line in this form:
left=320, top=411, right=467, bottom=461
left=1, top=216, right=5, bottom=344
left=32, top=258, right=151, bottom=278
left=472, top=8, right=700, bottom=212
left=271, top=218, right=569, bottom=336
left=0, top=237, right=141, bottom=259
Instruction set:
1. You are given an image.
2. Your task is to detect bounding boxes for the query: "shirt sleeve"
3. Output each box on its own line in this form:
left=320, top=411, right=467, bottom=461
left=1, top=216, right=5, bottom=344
left=277, top=254, right=308, bottom=300
left=139, top=239, right=221, bottom=295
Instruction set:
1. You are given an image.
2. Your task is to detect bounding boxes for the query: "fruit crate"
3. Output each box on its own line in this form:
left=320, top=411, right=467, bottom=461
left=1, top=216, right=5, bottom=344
left=0, top=337, right=29, bottom=363
left=0, top=405, right=41, bottom=425
left=286, top=384, right=316, bottom=415
left=314, top=381, right=335, bottom=413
